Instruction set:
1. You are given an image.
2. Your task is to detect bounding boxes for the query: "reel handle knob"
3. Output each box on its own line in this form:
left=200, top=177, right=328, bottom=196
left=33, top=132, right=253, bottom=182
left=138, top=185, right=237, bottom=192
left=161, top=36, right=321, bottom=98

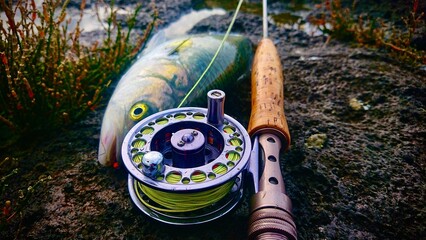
left=142, top=151, right=165, bottom=179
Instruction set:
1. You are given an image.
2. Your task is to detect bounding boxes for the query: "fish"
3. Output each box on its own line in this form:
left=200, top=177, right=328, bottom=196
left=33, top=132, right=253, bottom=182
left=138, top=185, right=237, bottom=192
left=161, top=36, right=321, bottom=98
left=98, top=33, right=253, bottom=167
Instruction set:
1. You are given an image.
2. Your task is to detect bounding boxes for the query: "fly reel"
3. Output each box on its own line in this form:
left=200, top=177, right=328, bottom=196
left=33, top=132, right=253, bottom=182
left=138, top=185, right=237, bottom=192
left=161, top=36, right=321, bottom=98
left=122, top=90, right=251, bottom=225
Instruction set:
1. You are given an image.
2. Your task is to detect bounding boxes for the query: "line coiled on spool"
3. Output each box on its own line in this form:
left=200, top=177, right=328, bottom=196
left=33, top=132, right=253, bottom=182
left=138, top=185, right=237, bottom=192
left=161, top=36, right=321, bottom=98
left=134, top=179, right=235, bottom=213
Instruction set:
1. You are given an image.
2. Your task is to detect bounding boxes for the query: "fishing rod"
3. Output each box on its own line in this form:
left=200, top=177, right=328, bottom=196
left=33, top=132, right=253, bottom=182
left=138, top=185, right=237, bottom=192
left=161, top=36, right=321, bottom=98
left=247, top=0, right=297, bottom=239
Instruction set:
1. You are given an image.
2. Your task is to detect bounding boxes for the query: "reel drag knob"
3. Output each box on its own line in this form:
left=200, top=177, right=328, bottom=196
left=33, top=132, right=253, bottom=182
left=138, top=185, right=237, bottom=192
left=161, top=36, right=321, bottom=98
left=171, top=129, right=206, bottom=168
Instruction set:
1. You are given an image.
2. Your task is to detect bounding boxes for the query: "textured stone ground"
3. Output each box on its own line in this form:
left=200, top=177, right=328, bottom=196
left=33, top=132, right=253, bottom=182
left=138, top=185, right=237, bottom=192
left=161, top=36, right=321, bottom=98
left=1, top=0, right=424, bottom=239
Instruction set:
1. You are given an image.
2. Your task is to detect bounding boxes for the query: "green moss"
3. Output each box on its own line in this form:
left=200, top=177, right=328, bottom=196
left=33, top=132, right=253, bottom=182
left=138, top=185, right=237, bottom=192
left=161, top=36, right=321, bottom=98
left=305, top=133, right=328, bottom=149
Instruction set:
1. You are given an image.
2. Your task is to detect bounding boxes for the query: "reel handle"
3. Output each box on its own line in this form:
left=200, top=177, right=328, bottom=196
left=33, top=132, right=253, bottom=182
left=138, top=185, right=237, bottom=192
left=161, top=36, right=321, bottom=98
left=247, top=38, right=290, bottom=149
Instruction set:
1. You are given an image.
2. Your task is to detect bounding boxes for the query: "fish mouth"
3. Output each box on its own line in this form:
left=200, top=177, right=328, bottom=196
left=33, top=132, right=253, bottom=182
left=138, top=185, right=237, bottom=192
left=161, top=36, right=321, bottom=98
left=98, top=131, right=118, bottom=166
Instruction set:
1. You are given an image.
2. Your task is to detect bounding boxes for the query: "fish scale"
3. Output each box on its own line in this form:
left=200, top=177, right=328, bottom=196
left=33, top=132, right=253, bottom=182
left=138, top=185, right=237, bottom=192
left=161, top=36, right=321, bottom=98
left=98, top=34, right=253, bottom=166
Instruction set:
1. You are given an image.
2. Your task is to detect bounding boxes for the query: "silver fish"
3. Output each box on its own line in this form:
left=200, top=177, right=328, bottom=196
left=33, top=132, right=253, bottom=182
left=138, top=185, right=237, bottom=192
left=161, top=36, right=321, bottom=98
left=98, top=33, right=253, bottom=166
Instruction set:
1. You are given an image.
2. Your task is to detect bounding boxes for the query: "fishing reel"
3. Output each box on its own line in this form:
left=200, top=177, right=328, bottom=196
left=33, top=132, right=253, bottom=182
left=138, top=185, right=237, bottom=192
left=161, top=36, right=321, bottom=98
left=121, top=90, right=251, bottom=225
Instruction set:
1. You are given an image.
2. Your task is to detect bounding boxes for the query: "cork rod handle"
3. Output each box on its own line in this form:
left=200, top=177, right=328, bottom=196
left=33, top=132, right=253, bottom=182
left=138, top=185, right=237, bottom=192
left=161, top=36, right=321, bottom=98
left=247, top=38, right=290, bottom=149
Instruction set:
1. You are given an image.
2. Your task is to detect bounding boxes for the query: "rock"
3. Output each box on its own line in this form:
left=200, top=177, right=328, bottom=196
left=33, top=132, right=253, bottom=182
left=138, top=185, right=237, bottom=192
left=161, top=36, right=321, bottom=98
left=349, top=98, right=370, bottom=111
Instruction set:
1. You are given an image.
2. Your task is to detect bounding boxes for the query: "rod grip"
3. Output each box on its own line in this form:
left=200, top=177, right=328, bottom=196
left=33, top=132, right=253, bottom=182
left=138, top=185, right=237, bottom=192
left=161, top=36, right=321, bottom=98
left=248, top=38, right=290, bottom=149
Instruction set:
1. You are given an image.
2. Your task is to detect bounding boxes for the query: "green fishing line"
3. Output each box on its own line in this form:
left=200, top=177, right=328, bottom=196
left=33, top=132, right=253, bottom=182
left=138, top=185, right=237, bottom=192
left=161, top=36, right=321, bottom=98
left=134, top=180, right=235, bottom=213
left=177, top=0, right=244, bottom=108
left=165, top=171, right=182, bottom=183
left=213, top=163, right=228, bottom=175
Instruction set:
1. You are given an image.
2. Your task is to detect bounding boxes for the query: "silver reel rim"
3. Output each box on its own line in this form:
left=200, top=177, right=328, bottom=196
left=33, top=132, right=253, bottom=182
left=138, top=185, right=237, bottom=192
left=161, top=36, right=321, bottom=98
left=122, top=107, right=251, bottom=191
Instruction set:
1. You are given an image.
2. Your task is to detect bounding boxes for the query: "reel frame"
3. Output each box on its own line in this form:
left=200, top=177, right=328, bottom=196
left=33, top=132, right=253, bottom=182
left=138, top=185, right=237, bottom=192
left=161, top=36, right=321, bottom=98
left=122, top=91, right=252, bottom=225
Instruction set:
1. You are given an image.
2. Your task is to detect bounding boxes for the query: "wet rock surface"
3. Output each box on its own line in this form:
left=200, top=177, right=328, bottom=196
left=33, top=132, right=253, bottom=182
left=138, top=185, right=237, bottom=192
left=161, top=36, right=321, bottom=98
left=1, top=0, right=425, bottom=239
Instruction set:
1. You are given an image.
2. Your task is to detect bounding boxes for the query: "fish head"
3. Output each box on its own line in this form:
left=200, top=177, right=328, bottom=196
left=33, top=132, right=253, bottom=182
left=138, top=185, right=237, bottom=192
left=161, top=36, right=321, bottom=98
left=98, top=77, right=174, bottom=167
left=97, top=100, right=157, bottom=167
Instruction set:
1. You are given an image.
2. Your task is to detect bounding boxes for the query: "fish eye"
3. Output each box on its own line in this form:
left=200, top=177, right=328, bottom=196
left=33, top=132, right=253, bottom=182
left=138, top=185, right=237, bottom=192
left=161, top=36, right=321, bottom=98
left=133, top=108, right=143, bottom=115
left=130, top=103, right=148, bottom=121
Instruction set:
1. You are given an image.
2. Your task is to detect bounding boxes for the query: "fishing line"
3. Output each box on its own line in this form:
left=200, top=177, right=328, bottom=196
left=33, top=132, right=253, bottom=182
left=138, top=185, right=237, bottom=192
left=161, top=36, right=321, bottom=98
left=132, top=150, right=240, bottom=213
left=134, top=180, right=234, bottom=213
left=262, top=0, right=268, bottom=38
left=177, top=0, right=244, bottom=108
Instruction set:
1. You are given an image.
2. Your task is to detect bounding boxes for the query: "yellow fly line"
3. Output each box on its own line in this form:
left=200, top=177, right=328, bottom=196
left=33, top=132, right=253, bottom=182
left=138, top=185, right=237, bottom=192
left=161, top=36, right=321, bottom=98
left=134, top=180, right=234, bottom=213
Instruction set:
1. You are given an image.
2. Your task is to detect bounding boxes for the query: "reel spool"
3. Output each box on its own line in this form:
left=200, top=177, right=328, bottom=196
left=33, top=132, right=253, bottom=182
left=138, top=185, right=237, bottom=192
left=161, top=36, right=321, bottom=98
left=122, top=90, right=251, bottom=225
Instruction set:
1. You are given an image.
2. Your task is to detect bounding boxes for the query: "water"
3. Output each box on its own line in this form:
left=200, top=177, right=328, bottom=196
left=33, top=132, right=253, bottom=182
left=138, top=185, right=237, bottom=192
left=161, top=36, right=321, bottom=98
left=194, top=0, right=325, bottom=36
left=269, top=8, right=325, bottom=36
left=0, top=1, right=114, bottom=35
left=160, top=1, right=325, bottom=36
left=1, top=1, right=324, bottom=40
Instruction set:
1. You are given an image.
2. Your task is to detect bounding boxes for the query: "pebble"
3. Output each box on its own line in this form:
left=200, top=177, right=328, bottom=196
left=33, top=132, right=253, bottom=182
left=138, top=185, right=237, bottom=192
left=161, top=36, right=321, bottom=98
left=349, top=98, right=371, bottom=111
left=305, top=133, right=328, bottom=149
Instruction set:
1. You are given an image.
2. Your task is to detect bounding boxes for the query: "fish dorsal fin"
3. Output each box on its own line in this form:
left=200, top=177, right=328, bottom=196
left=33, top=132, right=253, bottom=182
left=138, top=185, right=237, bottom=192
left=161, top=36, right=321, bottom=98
left=167, top=38, right=192, bottom=56
left=142, top=30, right=168, bottom=55
left=142, top=31, right=192, bottom=57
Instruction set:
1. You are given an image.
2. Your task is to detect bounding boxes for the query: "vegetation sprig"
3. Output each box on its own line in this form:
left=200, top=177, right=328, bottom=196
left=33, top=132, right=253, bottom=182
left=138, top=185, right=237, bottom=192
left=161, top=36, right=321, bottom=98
left=309, top=0, right=425, bottom=65
left=0, top=0, right=157, bottom=141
